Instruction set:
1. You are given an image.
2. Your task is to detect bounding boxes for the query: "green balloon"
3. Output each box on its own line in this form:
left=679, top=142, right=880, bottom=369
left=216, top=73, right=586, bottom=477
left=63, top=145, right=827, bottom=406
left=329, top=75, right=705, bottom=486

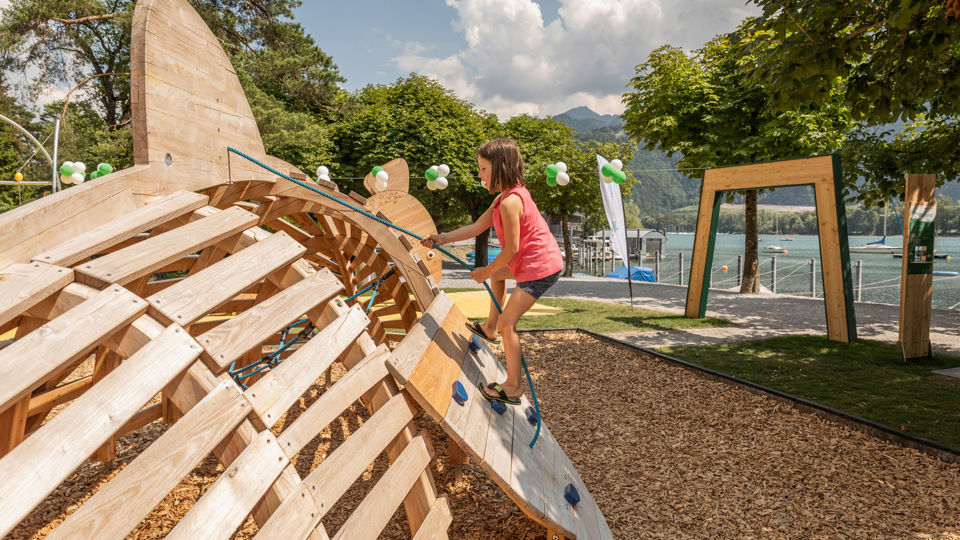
left=546, top=175, right=557, bottom=187
left=98, top=162, right=113, bottom=175
left=601, top=163, right=614, bottom=178
left=371, top=165, right=384, bottom=176
left=59, top=164, right=74, bottom=176
left=90, top=171, right=100, bottom=180
left=613, top=170, right=627, bottom=184
left=545, top=164, right=559, bottom=178
left=425, top=167, right=438, bottom=181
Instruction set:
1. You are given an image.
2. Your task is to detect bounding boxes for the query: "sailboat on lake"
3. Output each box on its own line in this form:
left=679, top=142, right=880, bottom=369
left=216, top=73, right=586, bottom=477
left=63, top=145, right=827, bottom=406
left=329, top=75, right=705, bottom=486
left=762, top=209, right=788, bottom=253
left=850, top=202, right=902, bottom=255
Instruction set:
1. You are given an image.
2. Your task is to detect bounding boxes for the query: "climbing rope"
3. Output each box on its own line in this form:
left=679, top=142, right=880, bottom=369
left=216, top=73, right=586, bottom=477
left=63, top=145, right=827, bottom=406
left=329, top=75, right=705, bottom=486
left=226, top=147, right=543, bottom=448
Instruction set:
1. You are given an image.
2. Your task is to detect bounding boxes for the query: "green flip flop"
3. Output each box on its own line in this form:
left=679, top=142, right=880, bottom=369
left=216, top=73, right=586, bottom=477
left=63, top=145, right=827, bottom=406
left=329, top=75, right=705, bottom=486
left=478, top=382, right=520, bottom=405
left=465, top=321, right=500, bottom=344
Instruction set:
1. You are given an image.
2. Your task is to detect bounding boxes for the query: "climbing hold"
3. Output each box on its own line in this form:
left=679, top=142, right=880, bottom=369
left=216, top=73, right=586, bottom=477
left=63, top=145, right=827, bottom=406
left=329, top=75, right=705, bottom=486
left=452, top=381, right=468, bottom=406
left=468, top=335, right=480, bottom=353
left=491, top=399, right=506, bottom=415
left=564, top=483, right=581, bottom=506
left=525, top=406, right=538, bottom=426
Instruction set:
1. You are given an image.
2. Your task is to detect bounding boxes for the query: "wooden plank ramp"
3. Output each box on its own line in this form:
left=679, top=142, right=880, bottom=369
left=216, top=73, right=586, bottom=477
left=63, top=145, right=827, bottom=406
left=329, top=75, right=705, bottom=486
left=387, top=292, right=612, bottom=539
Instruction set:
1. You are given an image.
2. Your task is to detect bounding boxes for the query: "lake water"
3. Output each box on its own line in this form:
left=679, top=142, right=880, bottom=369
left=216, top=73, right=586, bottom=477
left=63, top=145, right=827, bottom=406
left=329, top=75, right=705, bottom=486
left=579, top=234, right=960, bottom=311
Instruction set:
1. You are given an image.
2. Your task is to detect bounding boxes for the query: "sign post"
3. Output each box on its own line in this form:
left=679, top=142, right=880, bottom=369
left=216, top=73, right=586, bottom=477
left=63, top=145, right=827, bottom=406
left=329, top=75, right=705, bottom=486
left=898, top=173, right=936, bottom=360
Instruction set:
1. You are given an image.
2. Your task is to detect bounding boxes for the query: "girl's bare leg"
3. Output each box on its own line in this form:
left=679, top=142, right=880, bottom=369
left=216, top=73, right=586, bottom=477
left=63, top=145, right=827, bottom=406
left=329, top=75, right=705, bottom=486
left=485, top=286, right=538, bottom=398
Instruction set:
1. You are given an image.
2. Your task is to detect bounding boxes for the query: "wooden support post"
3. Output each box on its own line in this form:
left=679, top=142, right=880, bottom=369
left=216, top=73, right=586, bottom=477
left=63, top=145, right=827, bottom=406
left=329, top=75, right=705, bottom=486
left=91, top=347, right=123, bottom=461
left=899, top=173, right=936, bottom=360
left=448, top=438, right=469, bottom=481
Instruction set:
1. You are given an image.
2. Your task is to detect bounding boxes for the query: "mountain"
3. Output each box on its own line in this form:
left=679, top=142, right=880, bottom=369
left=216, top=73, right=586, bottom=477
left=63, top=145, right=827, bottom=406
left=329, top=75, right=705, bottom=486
left=552, top=106, right=624, bottom=137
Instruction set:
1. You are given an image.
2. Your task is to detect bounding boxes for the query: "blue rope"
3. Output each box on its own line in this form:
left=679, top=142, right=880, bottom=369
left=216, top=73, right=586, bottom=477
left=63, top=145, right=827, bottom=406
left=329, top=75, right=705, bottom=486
left=226, top=146, right=542, bottom=448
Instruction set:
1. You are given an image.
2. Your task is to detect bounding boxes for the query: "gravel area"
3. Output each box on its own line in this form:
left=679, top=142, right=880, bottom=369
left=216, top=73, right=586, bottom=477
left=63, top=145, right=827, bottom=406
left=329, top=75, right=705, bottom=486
left=10, top=332, right=960, bottom=539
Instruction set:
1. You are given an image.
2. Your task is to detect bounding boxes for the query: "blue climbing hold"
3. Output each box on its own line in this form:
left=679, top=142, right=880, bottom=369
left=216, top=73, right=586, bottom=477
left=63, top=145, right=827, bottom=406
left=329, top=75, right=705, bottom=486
left=525, top=406, right=538, bottom=426
left=491, top=399, right=507, bottom=415
left=564, top=483, right=580, bottom=506
left=468, top=335, right=480, bottom=353
left=452, top=381, right=468, bottom=406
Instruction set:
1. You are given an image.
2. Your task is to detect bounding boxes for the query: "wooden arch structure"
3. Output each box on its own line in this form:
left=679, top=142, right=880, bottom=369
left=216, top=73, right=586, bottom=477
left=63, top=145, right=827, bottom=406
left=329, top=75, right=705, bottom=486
left=684, top=155, right=858, bottom=343
left=0, top=0, right=611, bottom=538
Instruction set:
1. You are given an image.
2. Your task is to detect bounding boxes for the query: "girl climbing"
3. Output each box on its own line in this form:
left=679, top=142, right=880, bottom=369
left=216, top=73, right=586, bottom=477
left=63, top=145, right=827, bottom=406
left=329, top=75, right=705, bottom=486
left=420, top=138, right=563, bottom=405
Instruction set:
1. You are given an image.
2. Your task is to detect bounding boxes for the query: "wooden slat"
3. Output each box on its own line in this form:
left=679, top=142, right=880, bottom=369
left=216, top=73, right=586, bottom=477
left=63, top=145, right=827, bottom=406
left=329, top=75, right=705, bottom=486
left=386, top=293, right=453, bottom=381
left=704, top=155, right=834, bottom=191
left=0, top=262, right=73, bottom=329
left=74, top=206, right=257, bottom=288
left=510, top=394, right=547, bottom=521
left=27, top=375, right=93, bottom=416
left=332, top=434, right=433, bottom=540
left=147, top=231, right=305, bottom=326
left=243, top=305, right=369, bottom=427
left=253, top=481, right=323, bottom=540
left=0, top=285, right=147, bottom=413
left=167, top=430, right=289, bottom=540
left=277, top=345, right=390, bottom=452
left=32, top=190, right=209, bottom=267
left=0, top=325, right=202, bottom=538
left=302, top=392, right=419, bottom=515
left=411, top=495, right=452, bottom=540
left=48, top=379, right=249, bottom=539
left=198, top=268, right=342, bottom=369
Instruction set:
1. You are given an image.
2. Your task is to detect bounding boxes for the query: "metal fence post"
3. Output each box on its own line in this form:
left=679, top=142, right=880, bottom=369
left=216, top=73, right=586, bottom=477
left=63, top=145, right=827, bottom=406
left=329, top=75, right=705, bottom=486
left=809, top=258, right=817, bottom=297
left=771, top=256, right=776, bottom=294
left=678, top=252, right=684, bottom=286
left=855, top=259, right=862, bottom=302
left=655, top=251, right=660, bottom=282
left=736, top=255, right=742, bottom=288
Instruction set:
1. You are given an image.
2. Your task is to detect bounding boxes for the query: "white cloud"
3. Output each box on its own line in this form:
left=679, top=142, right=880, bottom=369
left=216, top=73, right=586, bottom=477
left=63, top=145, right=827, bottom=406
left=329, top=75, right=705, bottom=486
left=393, top=0, right=758, bottom=119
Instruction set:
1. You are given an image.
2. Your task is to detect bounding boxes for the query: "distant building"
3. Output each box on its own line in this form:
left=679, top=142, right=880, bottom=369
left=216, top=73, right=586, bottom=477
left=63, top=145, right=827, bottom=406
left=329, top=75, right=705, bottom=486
left=588, top=229, right=667, bottom=256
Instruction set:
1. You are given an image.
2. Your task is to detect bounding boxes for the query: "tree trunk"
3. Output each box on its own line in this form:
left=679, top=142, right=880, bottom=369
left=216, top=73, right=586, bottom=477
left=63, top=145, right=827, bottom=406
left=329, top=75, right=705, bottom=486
left=740, top=190, right=760, bottom=293
left=561, top=214, right=573, bottom=277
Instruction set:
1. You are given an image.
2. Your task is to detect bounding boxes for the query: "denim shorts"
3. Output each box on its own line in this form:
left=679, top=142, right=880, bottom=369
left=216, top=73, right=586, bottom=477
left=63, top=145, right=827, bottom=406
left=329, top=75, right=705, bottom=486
left=517, top=270, right=561, bottom=300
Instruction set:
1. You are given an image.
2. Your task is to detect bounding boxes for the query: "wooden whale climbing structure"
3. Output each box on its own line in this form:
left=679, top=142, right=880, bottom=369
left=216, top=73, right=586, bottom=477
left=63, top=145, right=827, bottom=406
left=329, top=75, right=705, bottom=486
left=0, top=0, right=612, bottom=538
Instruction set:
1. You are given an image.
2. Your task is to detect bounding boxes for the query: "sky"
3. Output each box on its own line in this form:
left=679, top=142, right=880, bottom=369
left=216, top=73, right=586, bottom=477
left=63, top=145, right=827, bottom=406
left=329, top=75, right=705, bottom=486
left=295, top=0, right=759, bottom=119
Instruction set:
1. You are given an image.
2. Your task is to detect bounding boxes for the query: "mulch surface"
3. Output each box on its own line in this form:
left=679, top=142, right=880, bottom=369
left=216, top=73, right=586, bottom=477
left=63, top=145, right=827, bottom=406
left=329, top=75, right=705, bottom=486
left=9, top=332, right=960, bottom=539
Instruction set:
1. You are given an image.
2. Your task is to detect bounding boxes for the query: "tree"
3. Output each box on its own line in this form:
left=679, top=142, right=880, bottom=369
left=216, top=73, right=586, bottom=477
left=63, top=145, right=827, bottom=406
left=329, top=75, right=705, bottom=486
left=332, top=74, right=497, bottom=262
left=622, top=25, right=851, bottom=293
left=740, top=1, right=960, bottom=205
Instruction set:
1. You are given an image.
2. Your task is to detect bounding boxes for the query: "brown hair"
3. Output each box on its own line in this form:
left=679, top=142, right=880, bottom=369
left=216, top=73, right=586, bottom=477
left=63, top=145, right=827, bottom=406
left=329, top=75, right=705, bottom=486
left=477, top=138, right=525, bottom=191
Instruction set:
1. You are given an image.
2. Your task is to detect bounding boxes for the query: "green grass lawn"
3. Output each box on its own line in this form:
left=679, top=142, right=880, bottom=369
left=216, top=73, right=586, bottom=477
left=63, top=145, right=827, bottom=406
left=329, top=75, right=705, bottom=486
left=659, top=336, right=960, bottom=449
left=460, top=294, right=729, bottom=333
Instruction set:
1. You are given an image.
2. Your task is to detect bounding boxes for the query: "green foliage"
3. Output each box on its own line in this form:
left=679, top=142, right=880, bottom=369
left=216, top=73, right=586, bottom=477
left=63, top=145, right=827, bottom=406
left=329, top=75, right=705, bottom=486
left=332, top=74, right=496, bottom=227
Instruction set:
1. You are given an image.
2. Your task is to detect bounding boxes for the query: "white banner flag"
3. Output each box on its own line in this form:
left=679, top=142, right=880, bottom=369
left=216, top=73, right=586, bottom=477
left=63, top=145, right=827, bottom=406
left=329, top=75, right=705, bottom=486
left=596, top=154, right=629, bottom=269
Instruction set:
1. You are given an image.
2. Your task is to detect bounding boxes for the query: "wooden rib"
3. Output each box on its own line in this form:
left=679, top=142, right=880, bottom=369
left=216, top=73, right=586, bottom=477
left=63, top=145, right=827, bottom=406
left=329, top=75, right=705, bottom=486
left=0, top=262, right=73, bottom=329
left=332, top=434, right=433, bottom=540
left=243, top=305, right=369, bottom=428
left=411, top=495, right=452, bottom=540
left=32, top=190, right=209, bottom=267
left=26, top=375, right=93, bottom=416
left=147, top=231, right=305, bottom=326
left=74, top=206, right=257, bottom=288
left=198, top=268, right=342, bottom=370
left=0, top=325, right=202, bottom=538
left=277, top=344, right=390, bottom=452
left=385, top=294, right=453, bottom=381
left=48, top=379, right=249, bottom=539
left=253, top=481, right=323, bottom=539
left=167, top=430, right=289, bottom=540
left=0, top=285, right=147, bottom=413
left=302, top=392, right=419, bottom=516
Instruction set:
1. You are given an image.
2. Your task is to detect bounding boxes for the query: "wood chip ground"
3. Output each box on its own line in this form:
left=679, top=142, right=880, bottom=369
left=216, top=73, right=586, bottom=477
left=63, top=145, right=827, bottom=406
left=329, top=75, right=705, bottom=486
left=8, top=331, right=960, bottom=539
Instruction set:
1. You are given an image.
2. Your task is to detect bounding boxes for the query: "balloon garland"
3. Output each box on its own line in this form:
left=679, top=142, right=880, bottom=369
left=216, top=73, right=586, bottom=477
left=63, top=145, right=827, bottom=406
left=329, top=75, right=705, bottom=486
left=545, top=161, right=570, bottom=186
left=600, top=158, right=626, bottom=184
left=315, top=165, right=331, bottom=183
left=371, top=165, right=389, bottom=191
left=58, top=161, right=114, bottom=185
left=424, top=164, right=449, bottom=191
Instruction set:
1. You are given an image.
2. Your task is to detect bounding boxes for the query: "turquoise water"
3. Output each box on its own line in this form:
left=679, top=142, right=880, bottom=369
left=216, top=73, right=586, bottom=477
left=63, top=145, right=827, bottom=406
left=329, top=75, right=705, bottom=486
left=582, top=234, right=960, bottom=311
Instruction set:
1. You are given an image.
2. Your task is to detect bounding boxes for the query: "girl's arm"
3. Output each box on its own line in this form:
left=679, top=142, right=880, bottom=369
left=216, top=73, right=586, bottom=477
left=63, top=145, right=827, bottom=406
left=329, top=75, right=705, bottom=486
left=420, top=200, right=496, bottom=247
left=473, top=194, right=522, bottom=280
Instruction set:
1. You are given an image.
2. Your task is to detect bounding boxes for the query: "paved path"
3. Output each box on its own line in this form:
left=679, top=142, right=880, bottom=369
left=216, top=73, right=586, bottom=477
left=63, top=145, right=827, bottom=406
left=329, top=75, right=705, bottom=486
left=438, top=262, right=960, bottom=357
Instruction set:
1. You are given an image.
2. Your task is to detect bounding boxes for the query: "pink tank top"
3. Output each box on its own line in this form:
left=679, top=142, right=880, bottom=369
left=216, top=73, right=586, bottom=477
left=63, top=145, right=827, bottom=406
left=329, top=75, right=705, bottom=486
left=491, top=185, right=564, bottom=282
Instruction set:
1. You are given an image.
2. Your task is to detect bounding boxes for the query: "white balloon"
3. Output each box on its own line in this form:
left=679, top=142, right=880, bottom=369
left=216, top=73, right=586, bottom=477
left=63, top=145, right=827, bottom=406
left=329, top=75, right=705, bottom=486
left=60, top=173, right=73, bottom=185
left=435, top=176, right=448, bottom=190
left=437, top=164, right=450, bottom=177
left=73, top=162, right=86, bottom=173
left=71, top=172, right=85, bottom=184
left=556, top=172, right=570, bottom=186
left=316, top=165, right=329, bottom=178
left=610, top=159, right=623, bottom=171
left=426, top=180, right=438, bottom=191
left=556, top=161, right=567, bottom=173
left=376, top=170, right=389, bottom=182
left=375, top=178, right=388, bottom=191
left=318, top=174, right=331, bottom=182
left=63, top=161, right=73, bottom=168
